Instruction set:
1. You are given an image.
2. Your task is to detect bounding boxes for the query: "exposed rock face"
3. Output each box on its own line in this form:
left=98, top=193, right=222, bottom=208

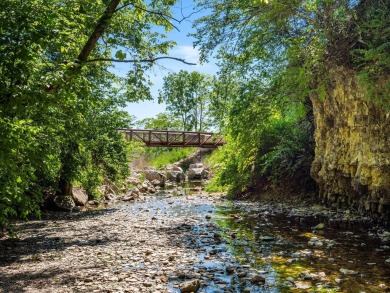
left=310, top=67, right=390, bottom=220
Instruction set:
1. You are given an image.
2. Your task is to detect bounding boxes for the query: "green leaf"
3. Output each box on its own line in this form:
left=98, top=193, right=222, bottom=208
left=115, top=50, right=127, bottom=61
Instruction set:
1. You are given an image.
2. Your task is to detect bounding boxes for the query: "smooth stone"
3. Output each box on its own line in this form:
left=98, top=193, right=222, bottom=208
left=237, top=271, right=247, bottom=278
left=260, top=236, right=275, bottom=241
left=295, top=281, right=312, bottom=289
left=178, top=279, right=201, bottom=293
left=226, top=266, right=235, bottom=275
left=340, top=268, right=358, bottom=275
left=251, top=275, right=265, bottom=284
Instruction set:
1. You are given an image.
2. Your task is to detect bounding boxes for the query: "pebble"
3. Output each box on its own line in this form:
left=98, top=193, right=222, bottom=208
left=340, top=268, right=358, bottom=275
left=251, top=275, right=265, bottom=284
left=295, top=281, right=312, bottom=289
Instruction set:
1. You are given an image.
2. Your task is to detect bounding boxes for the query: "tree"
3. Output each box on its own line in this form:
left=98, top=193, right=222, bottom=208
left=136, top=112, right=182, bottom=130
left=193, top=0, right=389, bottom=195
left=158, top=70, right=213, bottom=131
left=0, top=0, right=192, bottom=229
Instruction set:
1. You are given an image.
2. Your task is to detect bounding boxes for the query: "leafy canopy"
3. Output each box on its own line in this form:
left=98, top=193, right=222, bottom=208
left=0, top=0, right=184, bottom=229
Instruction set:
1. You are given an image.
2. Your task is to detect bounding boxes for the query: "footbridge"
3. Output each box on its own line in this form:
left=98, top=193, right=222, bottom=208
left=119, top=129, right=225, bottom=148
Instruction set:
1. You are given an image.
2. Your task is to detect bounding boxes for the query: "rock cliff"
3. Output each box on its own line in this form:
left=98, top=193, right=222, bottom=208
left=310, top=67, right=390, bottom=220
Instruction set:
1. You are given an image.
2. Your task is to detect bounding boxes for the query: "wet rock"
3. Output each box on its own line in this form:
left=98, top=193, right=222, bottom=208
left=251, top=275, right=265, bottom=285
left=260, top=236, right=275, bottom=242
left=237, top=271, right=247, bottom=278
left=226, top=266, right=235, bottom=275
left=243, top=287, right=252, bottom=292
left=339, top=268, right=358, bottom=275
left=178, top=279, right=201, bottom=293
left=72, top=188, right=88, bottom=206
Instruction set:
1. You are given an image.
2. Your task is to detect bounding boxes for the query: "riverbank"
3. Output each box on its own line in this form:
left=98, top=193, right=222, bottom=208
left=0, top=191, right=389, bottom=292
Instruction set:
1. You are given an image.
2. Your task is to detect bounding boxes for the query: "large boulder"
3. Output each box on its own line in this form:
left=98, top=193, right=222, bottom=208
left=167, top=165, right=186, bottom=183
left=72, top=188, right=88, bottom=206
left=143, top=168, right=166, bottom=186
left=53, top=195, right=76, bottom=211
left=188, top=163, right=207, bottom=180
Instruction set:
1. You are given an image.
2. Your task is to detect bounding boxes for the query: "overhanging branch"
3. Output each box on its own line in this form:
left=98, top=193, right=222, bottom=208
left=114, top=2, right=180, bottom=31
left=86, top=56, right=196, bottom=65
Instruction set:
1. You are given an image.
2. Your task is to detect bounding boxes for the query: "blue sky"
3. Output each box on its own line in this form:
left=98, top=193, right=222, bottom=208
left=112, top=2, right=218, bottom=121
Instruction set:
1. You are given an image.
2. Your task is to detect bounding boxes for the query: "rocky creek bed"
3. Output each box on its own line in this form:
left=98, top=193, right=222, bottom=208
left=1, top=189, right=389, bottom=293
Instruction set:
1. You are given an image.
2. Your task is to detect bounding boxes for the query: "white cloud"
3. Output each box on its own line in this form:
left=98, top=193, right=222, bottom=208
left=171, top=45, right=200, bottom=64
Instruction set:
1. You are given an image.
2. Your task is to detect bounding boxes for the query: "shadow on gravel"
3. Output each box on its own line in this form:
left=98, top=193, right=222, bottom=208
left=0, top=208, right=119, bottom=266
left=0, top=267, right=78, bottom=293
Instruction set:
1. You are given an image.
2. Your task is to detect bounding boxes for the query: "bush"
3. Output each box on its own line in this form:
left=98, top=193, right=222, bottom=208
left=207, top=110, right=315, bottom=197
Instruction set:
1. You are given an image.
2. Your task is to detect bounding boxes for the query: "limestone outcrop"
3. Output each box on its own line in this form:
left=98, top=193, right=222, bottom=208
left=310, top=67, right=390, bottom=219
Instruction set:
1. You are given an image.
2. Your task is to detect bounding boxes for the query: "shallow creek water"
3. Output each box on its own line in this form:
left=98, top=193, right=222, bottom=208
left=123, top=183, right=390, bottom=293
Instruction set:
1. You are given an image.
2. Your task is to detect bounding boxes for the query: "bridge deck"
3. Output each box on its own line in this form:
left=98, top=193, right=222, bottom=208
left=119, top=129, right=225, bottom=148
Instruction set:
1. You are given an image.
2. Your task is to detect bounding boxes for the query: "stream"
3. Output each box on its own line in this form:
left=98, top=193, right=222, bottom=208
left=123, top=182, right=390, bottom=293
left=1, top=183, right=389, bottom=293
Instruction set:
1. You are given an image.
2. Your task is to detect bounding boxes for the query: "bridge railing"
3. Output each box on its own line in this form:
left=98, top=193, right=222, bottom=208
left=118, top=129, right=225, bottom=148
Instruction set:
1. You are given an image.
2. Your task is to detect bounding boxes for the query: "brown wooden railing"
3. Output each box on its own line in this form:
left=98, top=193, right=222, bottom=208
left=119, top=129, right=225, bottom=148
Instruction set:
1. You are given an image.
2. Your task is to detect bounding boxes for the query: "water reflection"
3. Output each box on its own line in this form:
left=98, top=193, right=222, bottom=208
left=211, top=203, right=390, bottom=292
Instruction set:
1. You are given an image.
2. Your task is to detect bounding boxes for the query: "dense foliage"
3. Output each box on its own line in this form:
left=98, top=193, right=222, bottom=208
left=195, top=0, right=389, bottom=196
left=0, top=0, right=180, bottom=229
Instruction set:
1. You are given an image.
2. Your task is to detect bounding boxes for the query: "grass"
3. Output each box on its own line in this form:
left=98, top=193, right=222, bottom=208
left=149, top=148, right=196, bottom=168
